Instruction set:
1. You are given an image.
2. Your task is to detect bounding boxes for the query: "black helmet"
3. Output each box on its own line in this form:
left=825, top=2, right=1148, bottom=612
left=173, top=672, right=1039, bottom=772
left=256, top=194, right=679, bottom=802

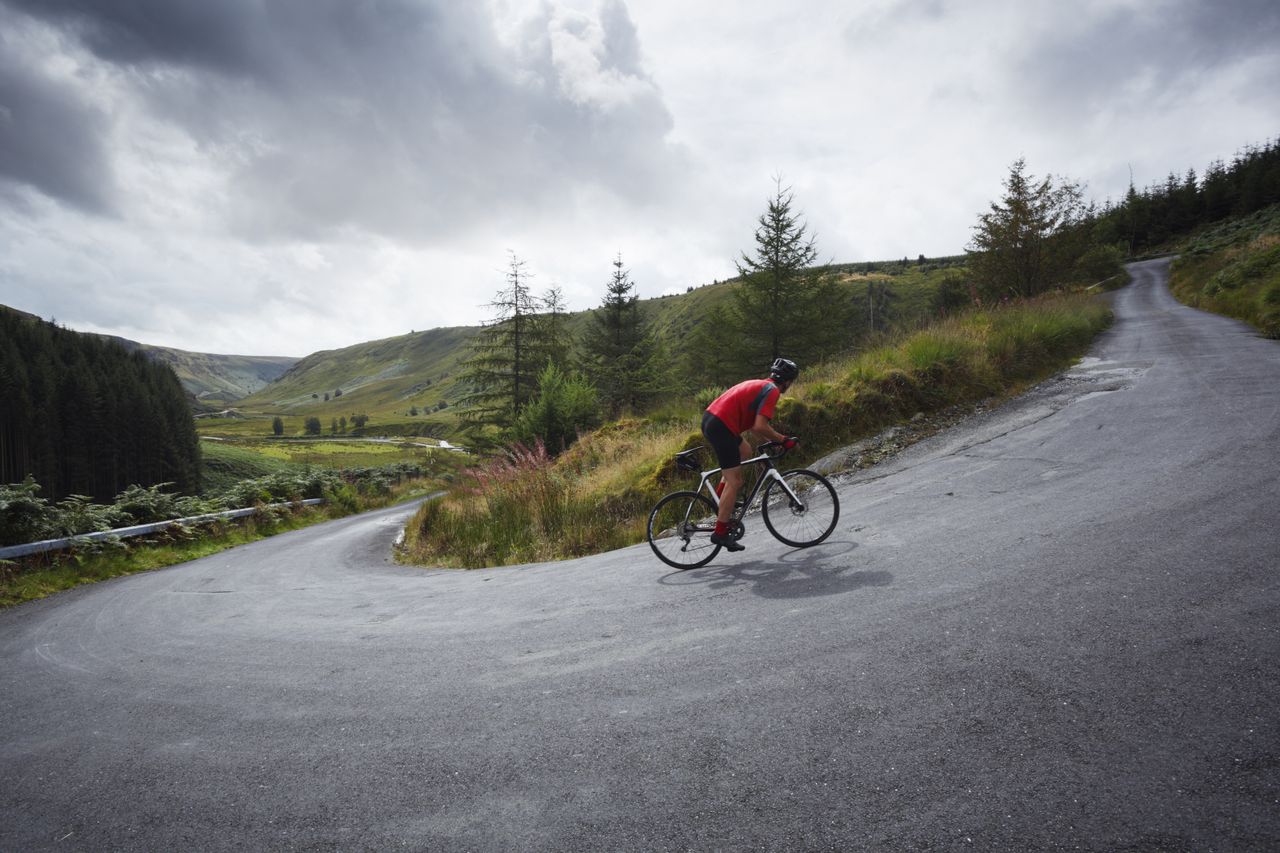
left=769, top=357, right=799, bottom=383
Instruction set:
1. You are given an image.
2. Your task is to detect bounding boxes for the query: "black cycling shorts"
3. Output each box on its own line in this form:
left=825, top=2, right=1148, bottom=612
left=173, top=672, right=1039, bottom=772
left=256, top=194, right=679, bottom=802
left=701, top=411, right=742, bottom=471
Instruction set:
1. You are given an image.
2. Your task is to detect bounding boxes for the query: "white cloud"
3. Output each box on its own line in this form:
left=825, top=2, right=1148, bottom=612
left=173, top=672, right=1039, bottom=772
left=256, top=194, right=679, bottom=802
left=0, top=0, right=1276, bottom=355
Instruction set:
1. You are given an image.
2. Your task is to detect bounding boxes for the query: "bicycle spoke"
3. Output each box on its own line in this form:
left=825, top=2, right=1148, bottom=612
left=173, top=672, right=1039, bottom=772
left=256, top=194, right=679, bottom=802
left=761, top=470, right=839, bottom=548
left=647, top=491, right=721, bottom=569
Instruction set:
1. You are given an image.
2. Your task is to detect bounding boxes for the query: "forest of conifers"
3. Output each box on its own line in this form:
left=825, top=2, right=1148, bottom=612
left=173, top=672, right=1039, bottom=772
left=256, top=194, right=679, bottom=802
left=0, top=309, right=200, bottom=502
left=1093, top=138, right=1280, bottom=252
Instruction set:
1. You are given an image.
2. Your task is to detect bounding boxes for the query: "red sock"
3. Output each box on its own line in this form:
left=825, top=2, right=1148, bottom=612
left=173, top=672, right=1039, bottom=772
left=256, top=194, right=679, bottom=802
left=715, top=481, right=726, bottom=498
left=714, top=520, right=728, bottom=536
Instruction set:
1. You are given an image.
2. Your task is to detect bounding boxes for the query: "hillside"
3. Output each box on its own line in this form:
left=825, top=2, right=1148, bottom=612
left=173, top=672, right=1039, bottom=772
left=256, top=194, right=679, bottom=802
left=1168, top=204, right=1280, bottom=337
left=210, top=259, right=965, bottom=437
left=104, top=339, right=298, bottom=402
left=0, top=304, right=297, bottom=403
left=230, top=325, right=478, bottom=435
left=0, top=308, right=200, bottom=501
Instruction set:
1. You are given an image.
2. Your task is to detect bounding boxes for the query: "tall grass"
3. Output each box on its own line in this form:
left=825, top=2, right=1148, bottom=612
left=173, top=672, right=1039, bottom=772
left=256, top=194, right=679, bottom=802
left=404, top=441, right=647, bottom=568
left=403, top=294, right=1112, bottom=569
left=1171, top=229, right=1280, bottom=338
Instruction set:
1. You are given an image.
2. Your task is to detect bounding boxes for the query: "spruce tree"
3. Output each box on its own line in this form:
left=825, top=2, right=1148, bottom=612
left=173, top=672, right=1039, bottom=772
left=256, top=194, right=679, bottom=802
left=583, top=254, right=660, bottom=416
left=726, top=179, right=847, bottom=372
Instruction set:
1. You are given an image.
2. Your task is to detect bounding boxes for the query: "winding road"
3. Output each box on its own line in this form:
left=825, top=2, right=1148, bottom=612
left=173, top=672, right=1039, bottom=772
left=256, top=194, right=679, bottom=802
left=3, top=259, right=1279, bottom=850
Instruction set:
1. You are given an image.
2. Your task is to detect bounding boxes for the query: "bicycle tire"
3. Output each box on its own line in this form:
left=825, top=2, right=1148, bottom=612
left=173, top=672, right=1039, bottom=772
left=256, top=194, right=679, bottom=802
left=761, top=469, right=839, bottom=548
left=647, top=491, right=721, bottom=569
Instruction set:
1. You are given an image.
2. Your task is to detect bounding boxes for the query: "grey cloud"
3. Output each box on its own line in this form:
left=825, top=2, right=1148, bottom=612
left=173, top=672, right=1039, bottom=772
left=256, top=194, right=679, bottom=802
left=2, top=0, right=682, bottom=241
left=1010, top=0, right=1280, bottom=122
left=5, top=0, right=277, bottom=79
left=0, top=10, right=116, bottom=213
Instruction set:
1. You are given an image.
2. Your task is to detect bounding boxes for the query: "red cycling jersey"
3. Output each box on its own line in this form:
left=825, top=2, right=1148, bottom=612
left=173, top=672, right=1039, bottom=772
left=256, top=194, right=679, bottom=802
left=705, top=379, right=780, bottom=435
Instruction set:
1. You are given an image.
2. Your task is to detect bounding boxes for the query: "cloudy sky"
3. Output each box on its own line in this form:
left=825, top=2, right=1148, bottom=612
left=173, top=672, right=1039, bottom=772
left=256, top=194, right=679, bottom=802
left=1, top=0, right=1276, bottom=356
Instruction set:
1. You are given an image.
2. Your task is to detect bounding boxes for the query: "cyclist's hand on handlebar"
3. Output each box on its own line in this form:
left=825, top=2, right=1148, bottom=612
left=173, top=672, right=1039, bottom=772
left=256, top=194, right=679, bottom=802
left=782, top=435, right=799, bottom=451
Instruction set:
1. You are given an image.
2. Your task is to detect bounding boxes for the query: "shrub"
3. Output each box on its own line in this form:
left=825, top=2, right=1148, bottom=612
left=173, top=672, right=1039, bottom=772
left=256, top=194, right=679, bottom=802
left=511, top=364, right=601, bottom=454
left=694, top=386, right=725, bottom=409
left=113, top=484, right=179, bottom=524
left=325, top=483, right=360, bottom=514
left=50, top=495, right=127, bottom=537
left=1074, top=243, right=1125, bottom=283
left=0, top=477, right=54, bottom=546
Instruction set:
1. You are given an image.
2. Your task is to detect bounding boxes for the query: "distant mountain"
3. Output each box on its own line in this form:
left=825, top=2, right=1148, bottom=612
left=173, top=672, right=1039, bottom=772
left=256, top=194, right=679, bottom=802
left=106, top=339, right=298, bottom=402
left=234, top=324, right=477, bottom=421
left=0, top=304, right=298, bottom=401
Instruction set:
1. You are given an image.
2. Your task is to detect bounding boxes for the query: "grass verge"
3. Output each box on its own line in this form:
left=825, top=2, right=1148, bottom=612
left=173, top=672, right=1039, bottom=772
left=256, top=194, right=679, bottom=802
left=401, top=293, right=1113, bottom=569
left=1169, top=205, right=1280, bottom=339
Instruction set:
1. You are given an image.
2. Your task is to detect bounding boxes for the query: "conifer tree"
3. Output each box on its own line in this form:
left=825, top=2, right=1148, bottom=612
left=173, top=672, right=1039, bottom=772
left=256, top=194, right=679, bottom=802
left=0, top=309, right=199, bottom=501
left=967, top=158, right=1087, bottom=300
left=726, top=178, right=848, bottom=372
left=582, top=254, right=660, bottom=416
left=532, top=285, right=572, bottom=373
left=863, top=280, right=898, bottom=334
left=458, top=253, right=567, bottom=431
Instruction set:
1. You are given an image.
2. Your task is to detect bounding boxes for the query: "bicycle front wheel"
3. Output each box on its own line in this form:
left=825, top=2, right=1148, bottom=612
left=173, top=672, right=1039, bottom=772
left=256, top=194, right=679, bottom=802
left=647, top=491, right=721, bottom=569
left=761, top=469, right=839, bottom=548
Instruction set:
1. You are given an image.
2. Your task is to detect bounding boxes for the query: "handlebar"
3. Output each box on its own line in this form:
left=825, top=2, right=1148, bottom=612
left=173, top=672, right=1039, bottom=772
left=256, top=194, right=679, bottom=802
left=756, top=438, right=798, bottom=458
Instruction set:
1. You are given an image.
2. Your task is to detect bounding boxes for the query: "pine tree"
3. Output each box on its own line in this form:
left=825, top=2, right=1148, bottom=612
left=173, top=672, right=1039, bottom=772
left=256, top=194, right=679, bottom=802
left=967, top=158, right=1088, bottom=300
left=582, top=254, right=660, bottom=416
left=725, top=178, right=848, bottom=372
left=455, top=249, right=545, bottom=427
left=532, top=285, right=572, bottom=373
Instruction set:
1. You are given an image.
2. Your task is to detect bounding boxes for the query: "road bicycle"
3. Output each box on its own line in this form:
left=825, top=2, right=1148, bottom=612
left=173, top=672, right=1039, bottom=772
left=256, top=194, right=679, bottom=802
left=646, top=440, right=839, bottom=569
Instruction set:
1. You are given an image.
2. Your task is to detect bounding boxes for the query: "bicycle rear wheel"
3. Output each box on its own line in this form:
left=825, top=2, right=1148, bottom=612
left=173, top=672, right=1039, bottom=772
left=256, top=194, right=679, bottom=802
left=647, top=491, right=721, bottom=569
left=761, top=469, right=839, bottom=548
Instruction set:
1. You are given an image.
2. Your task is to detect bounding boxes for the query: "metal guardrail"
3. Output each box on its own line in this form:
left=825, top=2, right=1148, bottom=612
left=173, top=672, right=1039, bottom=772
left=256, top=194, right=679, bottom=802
left=0, top=499, right=323, bottom=560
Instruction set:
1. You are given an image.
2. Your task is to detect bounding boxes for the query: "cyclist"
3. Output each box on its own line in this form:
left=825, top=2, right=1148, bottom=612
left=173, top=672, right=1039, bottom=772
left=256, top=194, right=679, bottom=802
left=701, top=357, right=799, bottom=551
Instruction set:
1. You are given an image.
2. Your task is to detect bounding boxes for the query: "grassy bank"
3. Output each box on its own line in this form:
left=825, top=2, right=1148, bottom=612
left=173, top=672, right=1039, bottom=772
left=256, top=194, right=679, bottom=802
left=402, top=293, right=1112, bottom=569
left=1169, top=205, right=1280, bottom=338
left=0, top=479, right=438, bottom=608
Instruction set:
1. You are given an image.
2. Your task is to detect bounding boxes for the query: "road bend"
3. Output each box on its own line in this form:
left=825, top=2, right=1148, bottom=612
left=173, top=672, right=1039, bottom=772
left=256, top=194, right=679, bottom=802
left=2, top=258, right=1278, bottom=850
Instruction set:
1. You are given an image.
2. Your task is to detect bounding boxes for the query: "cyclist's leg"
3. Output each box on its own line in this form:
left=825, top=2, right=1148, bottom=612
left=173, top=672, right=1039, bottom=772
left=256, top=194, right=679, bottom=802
left=719, top=436, right=751, bottom=513
left=717, top=465, right=743, bottom=524
left=701, top=413, right=746, bottom=550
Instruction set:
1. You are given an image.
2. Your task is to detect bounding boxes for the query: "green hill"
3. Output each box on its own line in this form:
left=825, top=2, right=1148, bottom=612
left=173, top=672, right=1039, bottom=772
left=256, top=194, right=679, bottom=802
left=208, top=258, right=966, bottom=438
left=112, top=342, right=298, bottom=402
left=229, top=325, right=477, bottom=436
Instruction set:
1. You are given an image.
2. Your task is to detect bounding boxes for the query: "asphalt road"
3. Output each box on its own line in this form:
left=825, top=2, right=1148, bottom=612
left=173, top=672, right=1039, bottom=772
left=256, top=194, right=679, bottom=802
left=3, top=259, right=1278, bottom=851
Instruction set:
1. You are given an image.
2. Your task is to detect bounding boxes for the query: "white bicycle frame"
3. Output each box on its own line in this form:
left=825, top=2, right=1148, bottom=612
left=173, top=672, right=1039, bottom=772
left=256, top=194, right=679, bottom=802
left=695, top=451, right=807, bottom=513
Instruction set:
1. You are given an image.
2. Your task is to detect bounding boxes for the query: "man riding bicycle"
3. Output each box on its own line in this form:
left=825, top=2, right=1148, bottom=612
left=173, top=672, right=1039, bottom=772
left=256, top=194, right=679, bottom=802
left=701, top=357, right=799, bottom=551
